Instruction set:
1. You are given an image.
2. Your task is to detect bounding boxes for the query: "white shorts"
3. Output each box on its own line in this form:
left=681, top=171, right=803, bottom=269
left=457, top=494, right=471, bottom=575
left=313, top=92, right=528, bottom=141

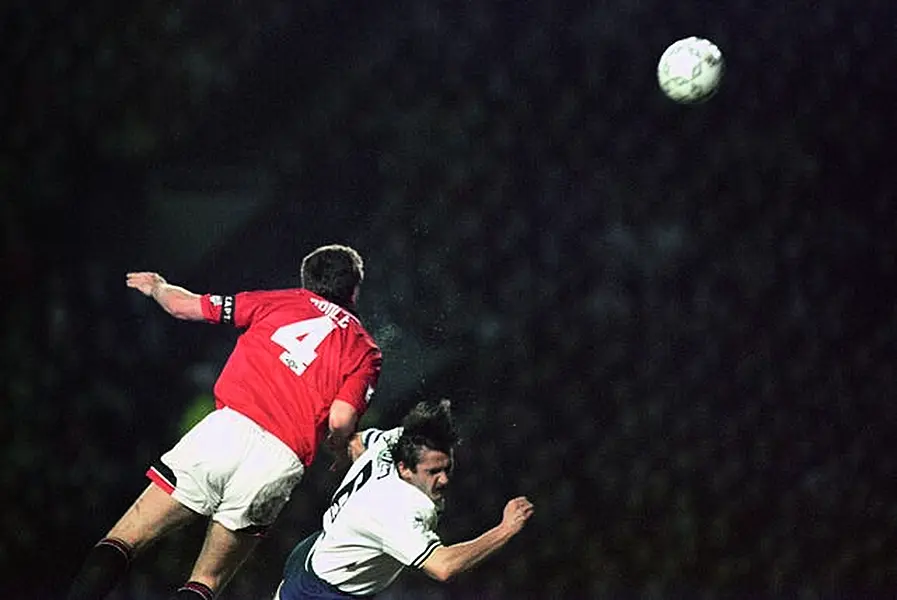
left=146, top=407, right=305, bottom=532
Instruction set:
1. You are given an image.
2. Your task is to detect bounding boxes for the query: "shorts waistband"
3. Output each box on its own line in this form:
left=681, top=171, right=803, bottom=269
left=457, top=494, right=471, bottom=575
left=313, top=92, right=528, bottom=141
left=218, top=407, right=301, bottom=465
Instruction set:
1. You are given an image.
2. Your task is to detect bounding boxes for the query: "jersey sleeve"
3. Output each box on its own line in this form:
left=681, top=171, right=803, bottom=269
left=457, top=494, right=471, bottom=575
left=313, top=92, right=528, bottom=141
left=359, top=428, right=385, bottom=450
left=335, top=346, right=382, bottom=414
left=375, top=501, right=442, bottom=568
left=200, top=291, right=266, bottom=327
left=359, top=426, right=403, bottom=451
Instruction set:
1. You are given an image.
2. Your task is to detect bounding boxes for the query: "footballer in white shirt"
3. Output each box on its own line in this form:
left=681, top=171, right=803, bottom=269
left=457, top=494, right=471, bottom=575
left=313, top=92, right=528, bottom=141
left=274, top=400, right=534, bottom=599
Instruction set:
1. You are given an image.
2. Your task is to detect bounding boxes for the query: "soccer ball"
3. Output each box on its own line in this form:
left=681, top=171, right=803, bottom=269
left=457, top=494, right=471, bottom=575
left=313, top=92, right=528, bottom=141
left=657, top=36, right=724, bottom=104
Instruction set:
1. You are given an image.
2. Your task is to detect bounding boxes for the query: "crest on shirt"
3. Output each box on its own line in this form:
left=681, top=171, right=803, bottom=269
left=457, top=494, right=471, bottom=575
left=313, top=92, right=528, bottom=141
left=412, top=514, right=428, bottom=534
left=209, top=295, right=223, bottom=306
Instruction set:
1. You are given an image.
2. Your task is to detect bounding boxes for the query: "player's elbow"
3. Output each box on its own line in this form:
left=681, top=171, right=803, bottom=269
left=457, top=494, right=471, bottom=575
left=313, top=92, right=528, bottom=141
left=329, top=400, right=358, bottom=437
left=421, top=549, right=457, bottom=583
left=422, top=562, right=453, bottom=583
left=428, top=566, right=455, bottom=583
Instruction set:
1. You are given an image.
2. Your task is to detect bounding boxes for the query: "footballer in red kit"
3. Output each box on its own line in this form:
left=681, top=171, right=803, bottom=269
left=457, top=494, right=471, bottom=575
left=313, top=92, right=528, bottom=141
left=200, top=289, right=380, bottom=466
left=68, top=244, right=382, bottom=600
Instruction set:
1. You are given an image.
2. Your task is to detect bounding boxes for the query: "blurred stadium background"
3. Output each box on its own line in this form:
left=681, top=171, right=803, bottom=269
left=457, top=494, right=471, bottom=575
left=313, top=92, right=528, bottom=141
left=4, top=1, right=897, bottom=598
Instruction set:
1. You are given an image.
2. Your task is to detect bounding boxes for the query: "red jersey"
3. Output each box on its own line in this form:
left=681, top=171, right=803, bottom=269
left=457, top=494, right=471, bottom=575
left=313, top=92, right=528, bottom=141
left=200, top=288, right=381, bottom=466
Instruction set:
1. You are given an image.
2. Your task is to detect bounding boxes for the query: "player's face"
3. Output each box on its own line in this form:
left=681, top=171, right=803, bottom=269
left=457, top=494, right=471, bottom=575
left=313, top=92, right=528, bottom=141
left=400, top=448, right=453, bottom=503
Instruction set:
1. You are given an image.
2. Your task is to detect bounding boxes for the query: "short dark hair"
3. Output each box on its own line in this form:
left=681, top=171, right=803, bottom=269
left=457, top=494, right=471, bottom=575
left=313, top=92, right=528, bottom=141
left=391, top=399, right=458, bottom=471
left=300, top=244, right=364, bottom=309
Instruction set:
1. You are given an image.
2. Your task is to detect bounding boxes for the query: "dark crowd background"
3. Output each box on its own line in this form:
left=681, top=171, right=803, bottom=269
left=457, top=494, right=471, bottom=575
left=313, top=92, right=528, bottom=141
left=4, top=1, right=897, bottom=598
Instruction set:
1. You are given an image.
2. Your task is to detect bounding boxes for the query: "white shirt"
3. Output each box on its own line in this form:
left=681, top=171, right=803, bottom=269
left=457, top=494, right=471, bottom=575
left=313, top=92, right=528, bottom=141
left=308, top=427, right=443, bottom=596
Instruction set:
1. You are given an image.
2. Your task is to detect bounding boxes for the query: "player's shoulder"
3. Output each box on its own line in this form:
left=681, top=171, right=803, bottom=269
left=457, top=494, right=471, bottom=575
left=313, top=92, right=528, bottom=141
left=354, top=321, right=378, bottom=343
left=237, top=287, right=305, bottom=304
left=246, top=288, right=349, bottom=318
left=343, top=316, right=381, bottom=356
left=347, top=318, right=378, bottom=342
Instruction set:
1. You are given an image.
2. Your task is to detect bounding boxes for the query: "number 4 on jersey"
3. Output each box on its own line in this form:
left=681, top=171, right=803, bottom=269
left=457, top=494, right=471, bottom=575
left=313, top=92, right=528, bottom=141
left=271, top=316, right=336, bottom=376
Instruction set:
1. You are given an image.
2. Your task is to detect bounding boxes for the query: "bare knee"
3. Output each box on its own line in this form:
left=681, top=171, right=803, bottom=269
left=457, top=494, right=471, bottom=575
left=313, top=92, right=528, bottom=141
left=107, top=483, right=199, bottom=554
left=188, top=522, right=261, bottom=592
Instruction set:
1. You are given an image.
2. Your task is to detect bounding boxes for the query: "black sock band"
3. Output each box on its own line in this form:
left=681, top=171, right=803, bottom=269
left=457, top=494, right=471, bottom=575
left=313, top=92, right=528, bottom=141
left=171, top=581, right=215, bottom=600
left=95, top=537, right=133, bottom=561
left=66, top=537, right=134, bottom=600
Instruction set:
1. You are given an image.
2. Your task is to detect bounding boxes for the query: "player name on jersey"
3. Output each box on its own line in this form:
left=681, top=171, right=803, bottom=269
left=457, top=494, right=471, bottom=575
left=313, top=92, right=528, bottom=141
left=310, top=296, right=354, bottom=329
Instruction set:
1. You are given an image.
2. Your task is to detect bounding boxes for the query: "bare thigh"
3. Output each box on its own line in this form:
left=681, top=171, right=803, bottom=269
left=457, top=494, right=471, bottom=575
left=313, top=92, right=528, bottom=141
left=106, top=483, right=200, bottom=555
left=188, top=521, right=261, bottom=593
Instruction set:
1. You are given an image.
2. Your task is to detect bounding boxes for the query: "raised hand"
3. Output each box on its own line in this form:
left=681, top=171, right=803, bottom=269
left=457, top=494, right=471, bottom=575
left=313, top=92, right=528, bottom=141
left=501, top=496, right=534, bottom=534
left=126, top=272, right=166, bottom=297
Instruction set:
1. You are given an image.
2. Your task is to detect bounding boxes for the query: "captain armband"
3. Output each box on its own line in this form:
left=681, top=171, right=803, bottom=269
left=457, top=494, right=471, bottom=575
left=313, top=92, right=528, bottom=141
left=221, top=295, right=235, bottom=324
left=209, top=294, right=236, bottom=324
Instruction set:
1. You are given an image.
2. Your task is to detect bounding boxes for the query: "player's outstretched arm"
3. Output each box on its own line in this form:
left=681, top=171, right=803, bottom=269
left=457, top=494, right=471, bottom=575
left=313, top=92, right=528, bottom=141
left=421, top=496, right=534, bottom=582
left=126, top=272, right=204, bottom=321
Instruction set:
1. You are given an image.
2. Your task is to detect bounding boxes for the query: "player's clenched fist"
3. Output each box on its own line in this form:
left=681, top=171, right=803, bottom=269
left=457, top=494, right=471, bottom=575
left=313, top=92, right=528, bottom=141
left=501, top=496, right=534, bottom=534
left=127, top=272, right=166, bottom=297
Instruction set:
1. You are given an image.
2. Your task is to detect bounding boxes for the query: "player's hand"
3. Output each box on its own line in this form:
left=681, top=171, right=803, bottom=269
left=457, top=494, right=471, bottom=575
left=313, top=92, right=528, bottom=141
left=500, top=496, right=534, bottom=535
left=127, top=272, right=166, bottom=297
left=323, top=431, right=352, bottom=473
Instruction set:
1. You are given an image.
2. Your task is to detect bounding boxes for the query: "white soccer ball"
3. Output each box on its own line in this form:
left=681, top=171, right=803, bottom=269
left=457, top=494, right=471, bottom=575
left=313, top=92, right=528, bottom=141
left=657, top=36, right=724, bottom=104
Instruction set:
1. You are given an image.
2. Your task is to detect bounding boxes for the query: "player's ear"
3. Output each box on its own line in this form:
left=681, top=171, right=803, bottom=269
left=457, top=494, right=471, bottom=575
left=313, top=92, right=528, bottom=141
left=397, top=461, right=413, bottom=481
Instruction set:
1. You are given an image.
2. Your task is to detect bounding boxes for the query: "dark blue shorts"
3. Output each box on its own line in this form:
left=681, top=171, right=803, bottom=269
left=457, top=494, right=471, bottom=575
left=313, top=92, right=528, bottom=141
left=278, top=531, right=358, bottom=600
